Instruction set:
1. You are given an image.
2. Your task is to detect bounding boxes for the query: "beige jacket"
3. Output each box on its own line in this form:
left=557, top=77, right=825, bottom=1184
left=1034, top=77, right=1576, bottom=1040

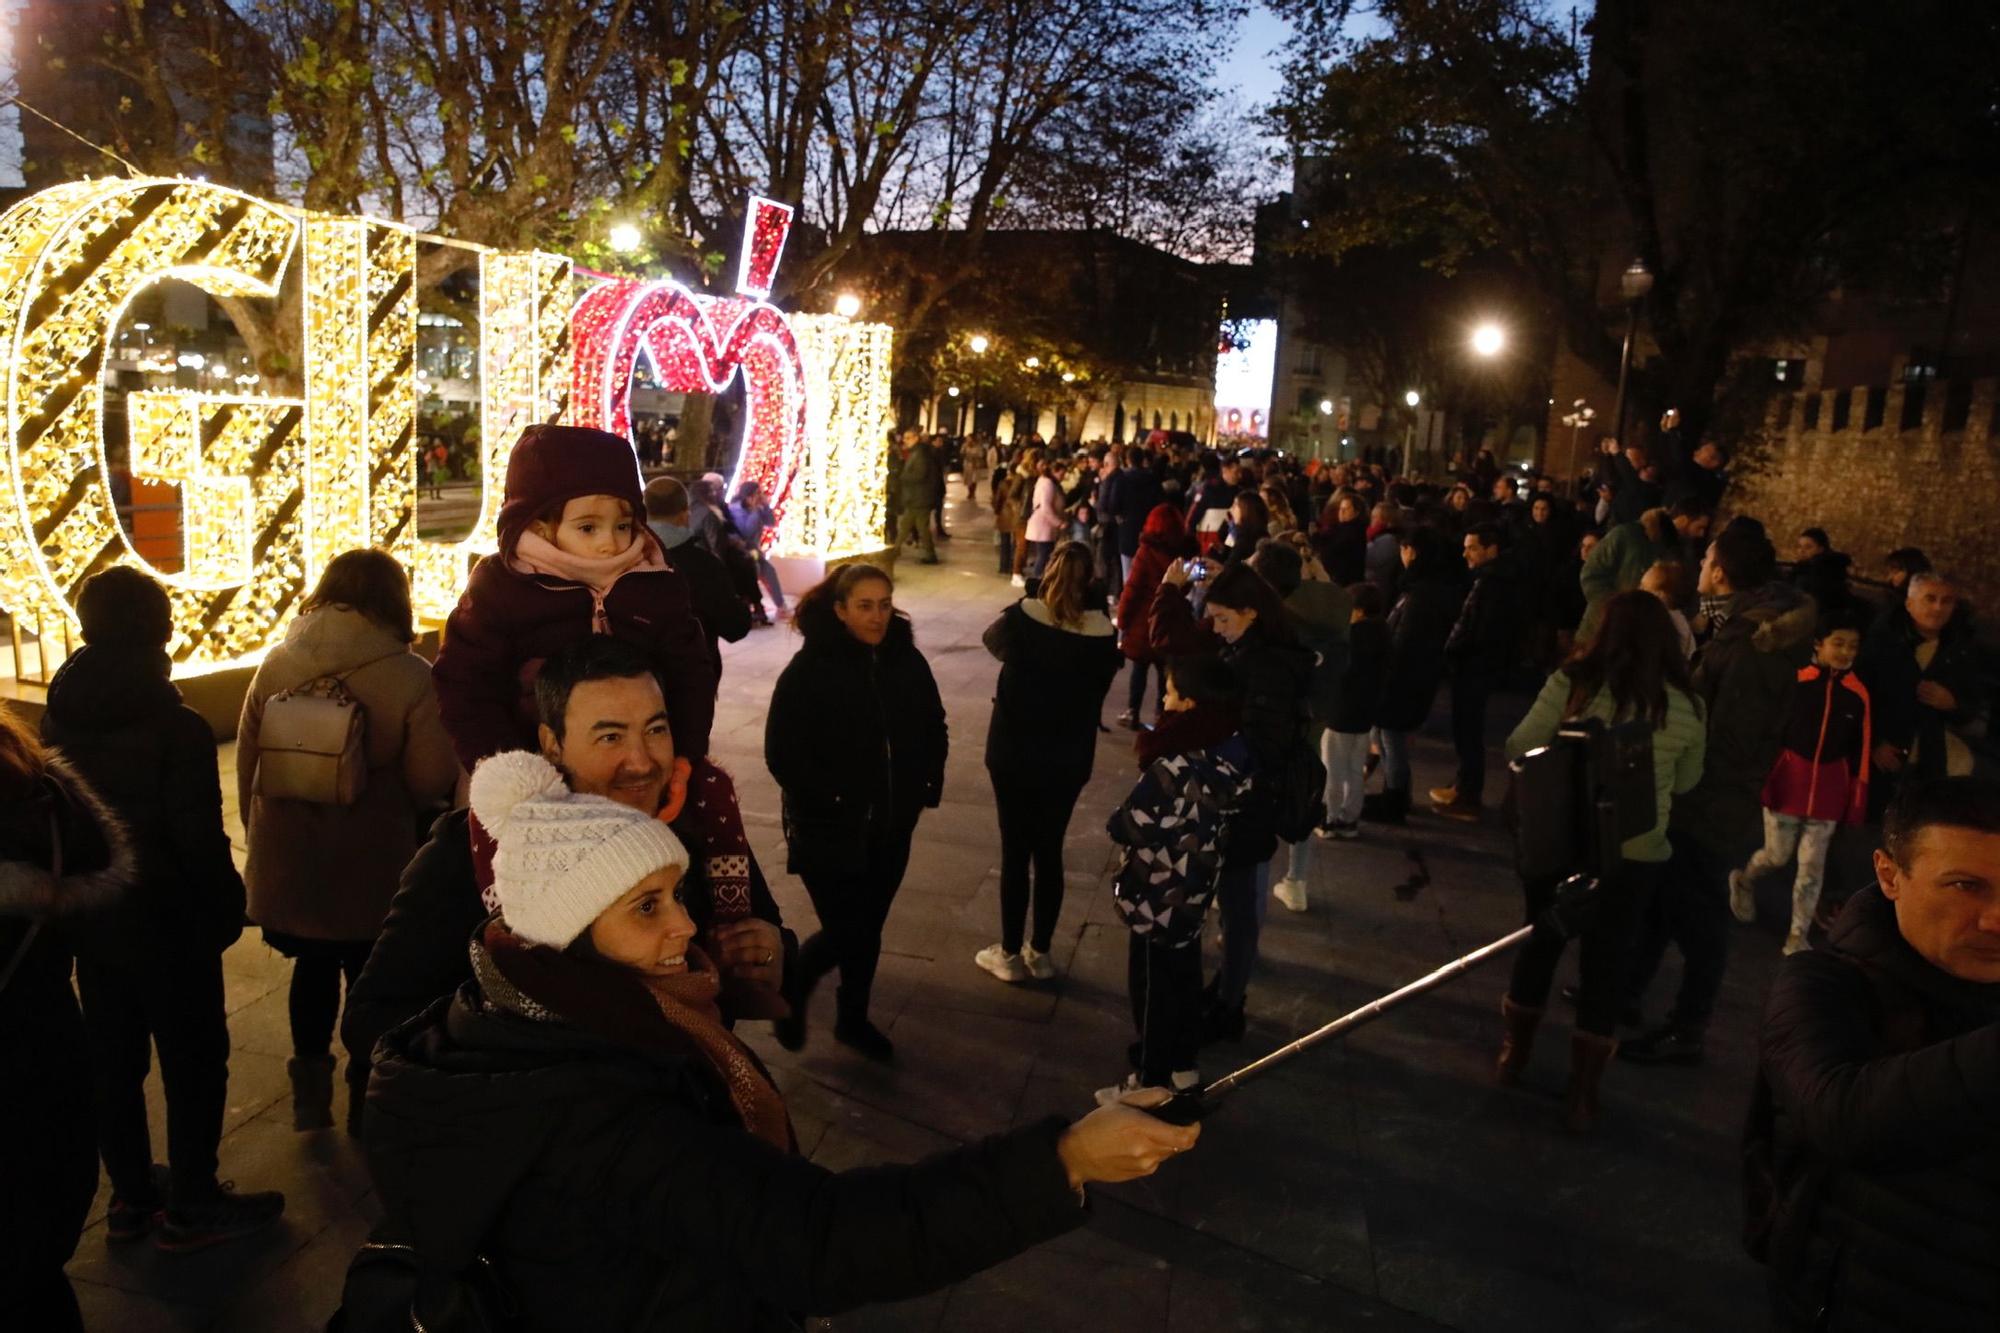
left=238, top=607, right=460, bottom=942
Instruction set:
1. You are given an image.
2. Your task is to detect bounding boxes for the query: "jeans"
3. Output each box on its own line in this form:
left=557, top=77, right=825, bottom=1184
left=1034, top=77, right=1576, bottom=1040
left=753, top=554, right=787, bottom=612
left=1742, top=811, right=1838, bottom=937
left=1125, top=658, right=1164, bottom=719
left=795, top=819, right=918, bottom=1024
left=1375, top=727, right=1412, bottom=794
left=1025, top=540, right=1055, bottom=578
left=74, top=948, right=230, bottom=1206
left=1324, top=729, right=1370, bottom=824
left=1121, top=553, right=1135, bottom=582
left=993, top=774, right=1085, bottom=954
left=1128, top=935, right=1202, bottom=1083
left=1508, top=859, right=1667, bottom=1037
left=1214, top=860, right=1270, bottom=1007
left=1449, top=669, right=1495, bottom=802
left=1623, top=831, right=1732, bottom=1036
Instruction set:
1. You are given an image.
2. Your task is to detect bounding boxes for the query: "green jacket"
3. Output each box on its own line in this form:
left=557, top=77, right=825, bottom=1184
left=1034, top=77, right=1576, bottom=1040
left=1577, top=508, right=1675, bottom=641
left=1506, top=671, right=1707, bottom=863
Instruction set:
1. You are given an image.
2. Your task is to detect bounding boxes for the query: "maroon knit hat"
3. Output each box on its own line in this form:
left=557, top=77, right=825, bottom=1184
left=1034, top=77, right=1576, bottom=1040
left=495, top=424, right=646, bottom=556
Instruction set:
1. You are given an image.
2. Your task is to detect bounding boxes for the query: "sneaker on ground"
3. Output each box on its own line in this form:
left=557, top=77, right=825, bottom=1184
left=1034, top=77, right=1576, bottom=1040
left=155, top=1182, right=285, bottom=1254
left=1271, top=877, right=1308, bottom=913
left=974, top=944, right=1030, bottom=983
left=1010, top=573, right=1026, bottom=588
left=1020, top=944, right=1056, bottom=980
left=1330, top=820, right=1361, bottom=840
left=1116, top=710, right=1139, bottom=730
left=106, top=1163, right=172, bottom=1243
left=1727, top=869, right=1756, bottom=923
left=1431, top=799, right=1483, bottom=823
left=1427, top=784, right=1458, bottom=806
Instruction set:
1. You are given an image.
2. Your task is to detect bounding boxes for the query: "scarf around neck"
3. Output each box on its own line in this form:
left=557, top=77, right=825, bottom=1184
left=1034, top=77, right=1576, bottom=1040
left=510, top=528, right=665, bottom=634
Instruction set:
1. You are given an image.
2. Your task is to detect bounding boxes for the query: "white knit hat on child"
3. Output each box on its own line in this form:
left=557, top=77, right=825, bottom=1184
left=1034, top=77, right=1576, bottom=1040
left=469, top=751, right=689, bottom=948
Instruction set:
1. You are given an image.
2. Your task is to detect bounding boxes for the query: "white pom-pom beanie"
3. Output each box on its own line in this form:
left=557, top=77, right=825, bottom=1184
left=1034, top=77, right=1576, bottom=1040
left=468, top=751, right=689, bottom=949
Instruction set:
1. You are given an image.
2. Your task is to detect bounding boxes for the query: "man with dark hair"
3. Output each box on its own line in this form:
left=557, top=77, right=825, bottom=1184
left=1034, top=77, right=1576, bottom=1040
left=644, top=476, right=753, bottom=666
left=1430, top=523, right=1519, bottom=822
left=1109, top=446, right=1163, bottom=582
left=1622, top=523, right=1817, bottom=1063
left=1750, top=776, right=1999, bottom=1329
left=343, top=636, right=791, bottom=1074
left=1577, top=496, right=1713, bottom=640
left=1791, top=526, right=1852, bottom=612
left=1855, top=570, right=1984, bottom=814
left=42, top=567, right=286, bottom=1251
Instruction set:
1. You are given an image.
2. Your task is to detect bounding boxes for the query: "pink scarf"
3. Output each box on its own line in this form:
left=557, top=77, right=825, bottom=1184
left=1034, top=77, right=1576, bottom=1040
left=510, top=528, right=665, bottom=633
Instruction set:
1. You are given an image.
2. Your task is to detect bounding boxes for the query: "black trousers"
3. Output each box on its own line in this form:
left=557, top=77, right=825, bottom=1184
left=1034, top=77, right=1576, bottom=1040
left=74, top=948, right=229, bottom=1205
left=1623, top=831, right=1732, bottom=1036
left=992, top=774, right=1086, bottom=955
left=796, top=818, right=918, bottom=1024
left=1450, top=669, right=1495, bottom=802
left=1127, top=935, right=1202, bottom=1083
left=1124, top=658, right=1165, bottom=719
left=286, top=940, right=374, bottom=1084
left=1507, top=858, right=1666, bottom=1037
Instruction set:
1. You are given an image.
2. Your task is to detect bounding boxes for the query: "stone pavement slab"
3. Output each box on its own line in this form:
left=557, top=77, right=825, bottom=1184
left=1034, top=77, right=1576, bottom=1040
left=70, top=493, right=1776, bottom=1330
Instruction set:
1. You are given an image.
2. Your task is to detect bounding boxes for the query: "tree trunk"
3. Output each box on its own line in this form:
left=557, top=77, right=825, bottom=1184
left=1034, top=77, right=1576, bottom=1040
left=674, top=394, right=714, bottom=469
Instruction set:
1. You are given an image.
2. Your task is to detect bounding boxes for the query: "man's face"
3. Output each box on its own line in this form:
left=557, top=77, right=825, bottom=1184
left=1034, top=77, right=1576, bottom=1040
left=1876, top=825, right=2000, bottom=984
left=1697, top=543, right=1727, bottom=597
left=1462, top=534, right=1498, bottom=570
left=1676, top=513, right=1712, bottom=541
left=1795, top=534, right=1825, bottom=562
left=538, top=674, right=674, bottom=813
left=1693, top=441, right=1722, bottom=470
left=1579, top=532, right=1600, bottom=561
left=1908, top=579, right=1958, bottom=638
left=1531, top=498, right=1552, bottom=525
left=1221, top=462, right=1241, bottom=485
left=1492, top=478, right=1513, bottom=501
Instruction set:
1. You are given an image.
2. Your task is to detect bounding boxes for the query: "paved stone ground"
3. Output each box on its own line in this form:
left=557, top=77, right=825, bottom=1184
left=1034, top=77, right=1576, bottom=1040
left=69, top=492, right=1788, bottom=1331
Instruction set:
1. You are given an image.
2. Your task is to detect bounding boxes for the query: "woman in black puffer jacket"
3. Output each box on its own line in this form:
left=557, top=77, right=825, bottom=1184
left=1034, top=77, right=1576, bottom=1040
left=1149, top=559, right=1313, bottom=1040
left=0, top=705, right=130, bottom=1332
left=765, top=564, right=947, bottom=1062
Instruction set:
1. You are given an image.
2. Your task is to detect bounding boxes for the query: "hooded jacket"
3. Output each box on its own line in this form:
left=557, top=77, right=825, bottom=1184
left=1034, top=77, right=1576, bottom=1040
left=765, top=607, right=947, bottom=876
left=361, top=945, right=1084, bottom=1331
left=1755, top=886, right=2000, bottom=1331
left=41, top=643, right=244, bottom=956
left=1671, top=580, right=1817, bottom=855
left=0, top=756, right=130, bottom=1287
left=1114, top=504, right=1192, bottom=662
left=982, top=598, right=1122, bottom=787
left=1578, top=507, right=1683, bottom=640
left=238, top=607, right=461, bottom=942
left=1760, top=665, right=1871, bottom=826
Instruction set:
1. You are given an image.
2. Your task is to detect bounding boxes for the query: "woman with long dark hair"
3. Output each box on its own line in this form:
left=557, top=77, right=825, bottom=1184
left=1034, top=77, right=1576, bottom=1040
left=766, top=564, right=947, bottom=1061
left=975, top=543, right=1123, bottom=982
left=1150, top=558, right=1314, bottom=1040
left=1217, top=491, right=1270, bottom=569
left=1496, top=590, right=1706, bottom=1132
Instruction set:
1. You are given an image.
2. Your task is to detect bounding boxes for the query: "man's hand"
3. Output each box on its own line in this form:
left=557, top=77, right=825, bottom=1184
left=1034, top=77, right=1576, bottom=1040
left=1056, top=1088, right=1201, bottom=1189
left=1163, top=558, right=1192, bottom=589
left=1916, top=681, right=1958, bottom=712
left=710, top=918, right=783, bottom=990
left=1873, top=742, right=1905, bottom=774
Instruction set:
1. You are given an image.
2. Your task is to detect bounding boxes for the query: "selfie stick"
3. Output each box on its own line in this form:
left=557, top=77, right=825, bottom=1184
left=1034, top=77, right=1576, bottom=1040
left=1148, top=874, right=1592, bottom=1127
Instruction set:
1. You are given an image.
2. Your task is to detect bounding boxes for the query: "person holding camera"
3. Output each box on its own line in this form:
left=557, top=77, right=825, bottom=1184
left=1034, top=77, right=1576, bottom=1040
left=1496, top=591, right=1707, bottom=1131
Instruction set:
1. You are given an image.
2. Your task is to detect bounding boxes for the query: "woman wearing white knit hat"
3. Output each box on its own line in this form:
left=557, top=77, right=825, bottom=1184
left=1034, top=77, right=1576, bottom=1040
left=351, top=751, right=1202, bottom=1330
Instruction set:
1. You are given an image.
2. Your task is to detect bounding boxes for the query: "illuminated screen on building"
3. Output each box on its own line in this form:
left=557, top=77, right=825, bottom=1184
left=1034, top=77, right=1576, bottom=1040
left=1214, top=319, right=1275, bottom=443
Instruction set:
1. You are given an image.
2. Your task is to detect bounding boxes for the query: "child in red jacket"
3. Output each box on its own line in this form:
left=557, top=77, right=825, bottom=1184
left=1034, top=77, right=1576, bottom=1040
left=1728, top=607, right=1870, bottom=955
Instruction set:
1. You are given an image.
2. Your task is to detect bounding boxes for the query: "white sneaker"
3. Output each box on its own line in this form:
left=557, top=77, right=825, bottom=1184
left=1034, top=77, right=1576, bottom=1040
left=1728, top=869, right=1756, bottom=924
left=1010, top=573, right=1027, bottom=589
left=1094, top=1072, right=1144, bottom=1107
left=1020, top=944, right=1056, bottom=980
left=1782, top=930, right=1810, bottom=956
left=1272, top=877, right=1308, bottom=913
left=974, top=944, right=1029, bottom=983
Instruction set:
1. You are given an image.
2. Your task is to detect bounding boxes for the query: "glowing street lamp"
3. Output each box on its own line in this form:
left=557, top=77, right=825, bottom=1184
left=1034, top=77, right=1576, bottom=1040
left=608, top=222, right=642, bottom=253
left=1470, top=323, right=1505, bottom=358
left=946, top=386, right=961, bottom=397
left=833, top=292, right=862, bottom=319
left=1318, top=398, right=1334, bottom=415
left=1405, top=389, right=1421, bottom=408
left=968, top=334, right=990, bottom=355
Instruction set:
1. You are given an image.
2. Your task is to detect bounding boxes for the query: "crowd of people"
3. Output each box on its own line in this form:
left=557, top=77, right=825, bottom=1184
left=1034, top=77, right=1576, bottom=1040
left=0, top=412, right=1992, bottom=1331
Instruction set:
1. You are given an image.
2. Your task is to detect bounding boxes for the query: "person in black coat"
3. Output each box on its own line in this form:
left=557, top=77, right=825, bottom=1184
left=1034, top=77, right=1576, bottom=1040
left=0, top=711, right=130, bottom=1332
left=645, top=477, right=754, bottom=674
left=1365, top=529, right=1463, bottom=823
left=38, top=568, right=285, bottom=1252
left=1854, top=572, right=1984, bottom=811
left=974, top=544, right=1124, bottom=983
left=353, top=753, right=1198, bottom=1333
left=1751, top=777, right=1999, bottom=1332
left=1790, top=527, right=1853, bottom=613
left=1432, top=523, right=1523, bottom=821
left=766, top=563, right=947, bottom=1062
left=1111, top=446, right=1165, bottom=580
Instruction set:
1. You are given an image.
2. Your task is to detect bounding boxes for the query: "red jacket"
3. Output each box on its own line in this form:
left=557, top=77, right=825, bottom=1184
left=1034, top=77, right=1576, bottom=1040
left=1760, top=664, right=1871, bottom=825
left=432, top=554, right=718, bottom=770
left=1114, top=505, right=1192, bottom=662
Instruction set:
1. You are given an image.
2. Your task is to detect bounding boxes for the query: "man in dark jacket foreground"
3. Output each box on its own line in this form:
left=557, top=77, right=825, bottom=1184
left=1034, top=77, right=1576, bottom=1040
left=342, top=636, right=789, bottom=1077
left=1751, top=777, right=1999, bottom=1331
left=1431, top=523, right=1521, bottom=821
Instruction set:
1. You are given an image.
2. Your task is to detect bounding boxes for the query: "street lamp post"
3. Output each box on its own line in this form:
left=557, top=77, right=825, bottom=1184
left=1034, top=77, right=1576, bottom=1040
left=1402, top=388, right=1421, bottom=479
left=969, top=334, right=989, bottom=437
left=1610, top=258, right=1653, bottom=449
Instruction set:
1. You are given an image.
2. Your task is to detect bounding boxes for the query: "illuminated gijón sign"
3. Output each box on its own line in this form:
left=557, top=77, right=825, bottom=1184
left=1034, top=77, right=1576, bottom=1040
left=0, top=179, right=894, bottom=678
left=0, top=177, right=568, bottom=673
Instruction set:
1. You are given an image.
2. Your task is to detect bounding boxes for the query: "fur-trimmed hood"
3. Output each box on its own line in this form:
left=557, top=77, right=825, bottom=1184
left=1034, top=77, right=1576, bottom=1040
left=0, top=753, right=132, bottom=919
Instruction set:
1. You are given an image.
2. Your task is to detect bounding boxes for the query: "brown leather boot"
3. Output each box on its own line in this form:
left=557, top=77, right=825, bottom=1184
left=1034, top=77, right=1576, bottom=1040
left=1564, top=1031, right=1620, bottom=1133
left=1495, top=997, right=1543, bottom=1085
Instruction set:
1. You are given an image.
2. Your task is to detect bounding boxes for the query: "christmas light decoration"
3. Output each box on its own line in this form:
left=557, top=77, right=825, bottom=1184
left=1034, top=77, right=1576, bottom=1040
left=0, top=177, right=569, bottom=675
